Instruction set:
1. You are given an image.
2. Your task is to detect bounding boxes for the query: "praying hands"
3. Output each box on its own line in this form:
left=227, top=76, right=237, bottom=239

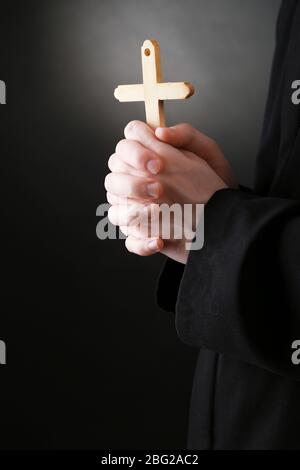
left=105, top=120, right=238, bottom=264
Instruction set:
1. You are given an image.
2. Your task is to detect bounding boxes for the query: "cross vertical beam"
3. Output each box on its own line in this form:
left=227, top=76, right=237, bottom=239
left=141, top=39, right=165, bottom=129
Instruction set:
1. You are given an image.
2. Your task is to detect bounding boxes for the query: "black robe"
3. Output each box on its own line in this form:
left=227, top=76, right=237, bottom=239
left=157, top=0, right=300, bottom=450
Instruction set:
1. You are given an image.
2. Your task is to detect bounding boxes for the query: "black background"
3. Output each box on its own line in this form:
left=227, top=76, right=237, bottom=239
left=0, top=1, right=279, bottom=449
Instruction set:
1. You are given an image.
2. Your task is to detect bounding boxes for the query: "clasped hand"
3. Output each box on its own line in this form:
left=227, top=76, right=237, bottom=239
left=105, top=120, right=237, bottom=264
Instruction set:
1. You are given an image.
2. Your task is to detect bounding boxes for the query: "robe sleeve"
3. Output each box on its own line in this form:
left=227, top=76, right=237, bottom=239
left=156, top=188, right=300, bottom=379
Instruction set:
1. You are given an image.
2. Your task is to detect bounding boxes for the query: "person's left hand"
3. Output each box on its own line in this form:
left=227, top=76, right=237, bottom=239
left=105, top=121, right=229, bottom=264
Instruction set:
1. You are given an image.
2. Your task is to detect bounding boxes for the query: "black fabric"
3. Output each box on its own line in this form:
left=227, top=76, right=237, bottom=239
left=156, top=0, right=300, bottom=450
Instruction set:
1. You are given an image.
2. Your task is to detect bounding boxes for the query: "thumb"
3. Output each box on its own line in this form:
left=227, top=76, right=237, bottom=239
left=155, top=124, right=195, bottom=149
left=155, top=124, right=211, bottom=161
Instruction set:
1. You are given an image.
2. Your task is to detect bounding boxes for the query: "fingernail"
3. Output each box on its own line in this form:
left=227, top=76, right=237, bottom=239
left=147, top=182, right=160, bottom=198
left=147, top=160, right=160, bottom=174
left=148, top=239, right=159, bottom=252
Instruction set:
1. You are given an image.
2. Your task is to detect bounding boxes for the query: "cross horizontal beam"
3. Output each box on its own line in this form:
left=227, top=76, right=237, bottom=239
left=114, top=82, right=194, bottom=102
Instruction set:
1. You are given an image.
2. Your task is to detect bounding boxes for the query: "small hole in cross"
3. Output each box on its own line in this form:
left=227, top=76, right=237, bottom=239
left=144, top=48, right=151, bottom=57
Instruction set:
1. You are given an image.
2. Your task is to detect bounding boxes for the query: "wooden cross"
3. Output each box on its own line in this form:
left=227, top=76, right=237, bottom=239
left=114, top=39, right=194, bottom=129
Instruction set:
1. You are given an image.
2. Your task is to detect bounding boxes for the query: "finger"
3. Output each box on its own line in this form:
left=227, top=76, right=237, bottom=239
left=109, top=204, right=160, bottom=237
left=121, top=206, right=160, bottom=238
left=124, top=120, right=175, bottom=157
left=104, top=173, right=162, bottom=199
left=108, top=153, right=133, bottom=173
left=121, top=223, right=150, bottom=239
left=125, top=235, right=164, bottom=256
left=119, top=225, right=156, bottom=238
left=115, top=139, right=162, bottom=175
left=106, top=192, right=150, bottom=206
left=108, top=204, right=145, bottom=226
left=155, top=124, right=211, bottom=160
left=108, top=154, right=147, bottom=177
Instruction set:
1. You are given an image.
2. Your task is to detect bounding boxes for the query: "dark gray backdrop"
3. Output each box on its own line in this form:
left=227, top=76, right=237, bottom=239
left=0, top=0, right=280, bottom=449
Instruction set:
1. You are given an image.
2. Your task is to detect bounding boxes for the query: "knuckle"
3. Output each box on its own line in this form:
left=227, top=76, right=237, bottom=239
left=107, top=206, right=116, bottom=225
left=104, top=173, right=111, bottom=191
left=125, top=237, right=133, bottom=253
left=124, top=120, right=140, bottom=136
left=108, top=153, right=116, bottom=171
left=115, top=139, right=127, bottom=154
